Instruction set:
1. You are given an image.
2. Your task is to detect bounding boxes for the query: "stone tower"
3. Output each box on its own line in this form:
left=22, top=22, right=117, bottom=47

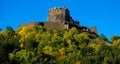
left=48, top=7, right=70, bottom=23
left=45, top=7, right=74, bottom=29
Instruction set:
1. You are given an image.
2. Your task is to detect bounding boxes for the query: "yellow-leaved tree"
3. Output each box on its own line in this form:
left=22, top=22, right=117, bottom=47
left=18, top=25, right=37, bottom=48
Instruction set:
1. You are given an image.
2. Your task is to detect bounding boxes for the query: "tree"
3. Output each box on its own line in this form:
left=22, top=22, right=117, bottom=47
left=111, top=35, right=120, bottom=44
left=11, top=49, right=35, bottom=64
left=111, top=35, right=119, bottom=42
left=74, top=32, right=89, bottom=45
left=18, top=25, right=37, bottom=48
left=98, top=34, right=108, bottom=41
left=0, top=26, right=19, bottom=63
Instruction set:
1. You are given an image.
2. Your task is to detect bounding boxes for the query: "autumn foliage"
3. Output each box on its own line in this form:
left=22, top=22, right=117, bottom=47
left=0, top=25, right=120, bottom=64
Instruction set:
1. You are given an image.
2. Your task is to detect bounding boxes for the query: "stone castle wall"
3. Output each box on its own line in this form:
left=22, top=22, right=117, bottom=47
left=88, top=27, right=97, bottom=34
left=48, top=7, right=70, bottom=23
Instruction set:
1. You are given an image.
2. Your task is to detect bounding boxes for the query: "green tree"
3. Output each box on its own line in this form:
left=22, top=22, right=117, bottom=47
left=111, top=35, right=119, bottom=42
left=74, top=32, right=89, bottom=45
left=0, top=29, right=2, bottom=31
left=98, top=34, right=108, bottom=41
left=0, top=26, right=20, bottom=63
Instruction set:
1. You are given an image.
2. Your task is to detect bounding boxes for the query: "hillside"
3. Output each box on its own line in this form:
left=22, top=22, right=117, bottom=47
left=0, top=25, right=120, bottom=64
left=0, top=7, right=120, bottom=64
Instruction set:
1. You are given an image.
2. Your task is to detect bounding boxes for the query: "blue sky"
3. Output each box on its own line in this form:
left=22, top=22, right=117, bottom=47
left=0, top=0, right=120, bottom=39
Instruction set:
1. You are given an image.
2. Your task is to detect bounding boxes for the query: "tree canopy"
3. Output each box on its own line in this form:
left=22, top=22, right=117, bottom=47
left=0, top=25, right=120, bottom=64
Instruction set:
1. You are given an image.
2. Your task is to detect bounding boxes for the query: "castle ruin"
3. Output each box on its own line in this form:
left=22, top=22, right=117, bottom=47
left=21, top=7, right=97, bottom=34
left=45, top=7, right=97, bottom=34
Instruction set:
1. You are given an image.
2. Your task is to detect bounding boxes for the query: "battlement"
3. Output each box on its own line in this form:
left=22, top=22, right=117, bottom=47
left=49, top=6, right=68, bottom=10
